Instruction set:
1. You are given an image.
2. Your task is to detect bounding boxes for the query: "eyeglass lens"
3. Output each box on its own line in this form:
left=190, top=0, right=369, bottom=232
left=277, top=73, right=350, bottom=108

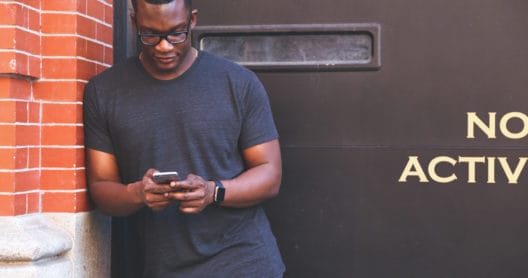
left=141, top=32, right=187, bottom=45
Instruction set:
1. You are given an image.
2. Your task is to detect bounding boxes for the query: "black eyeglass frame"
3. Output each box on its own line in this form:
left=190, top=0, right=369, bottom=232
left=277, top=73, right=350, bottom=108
left=136, top=10, right=193, bottom=46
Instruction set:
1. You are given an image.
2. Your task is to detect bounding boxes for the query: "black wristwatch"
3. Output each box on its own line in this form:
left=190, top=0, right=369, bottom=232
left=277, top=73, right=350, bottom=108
left=213, top=180, right=225, bottom=204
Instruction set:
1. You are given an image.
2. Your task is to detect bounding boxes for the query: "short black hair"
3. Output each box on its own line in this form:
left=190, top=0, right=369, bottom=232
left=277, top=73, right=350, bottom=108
left=131, top=0, right=192, bottom=12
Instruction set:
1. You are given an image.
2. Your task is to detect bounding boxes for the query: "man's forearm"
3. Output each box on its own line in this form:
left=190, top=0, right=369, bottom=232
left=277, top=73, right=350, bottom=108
left=89, top=180, right=145, bottom=216
left=220, top=162, right=282, bottom=208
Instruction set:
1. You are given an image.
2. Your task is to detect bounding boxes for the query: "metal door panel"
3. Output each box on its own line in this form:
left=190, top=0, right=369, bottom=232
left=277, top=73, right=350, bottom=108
left=268, top=148, right=528, bottom=277
left=193, top=0, right=528, bottom=277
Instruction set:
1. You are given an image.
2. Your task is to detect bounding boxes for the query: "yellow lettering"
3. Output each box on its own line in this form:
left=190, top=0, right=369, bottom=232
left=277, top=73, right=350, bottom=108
left=428, top=156, right=457, bottom=183
left=458, top=156, right=485, bottom=183
left=497, top=157, right=528, bottom=184
left=487, top=157, right=496, bottom=184
left=499, top=112, right=528, bottom=139
left=467, top=112, right=496, bottom=139
left=399, top=156, right=429, bottom=183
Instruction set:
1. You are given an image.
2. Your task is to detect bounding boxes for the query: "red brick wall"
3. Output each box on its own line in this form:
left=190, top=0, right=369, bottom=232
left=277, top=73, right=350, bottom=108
left=0, top=0, right=113, bottom=215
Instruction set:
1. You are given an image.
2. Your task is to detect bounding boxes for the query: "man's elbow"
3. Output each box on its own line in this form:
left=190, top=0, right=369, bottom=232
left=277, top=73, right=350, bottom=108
left=267, top=170, right=282, bottom=198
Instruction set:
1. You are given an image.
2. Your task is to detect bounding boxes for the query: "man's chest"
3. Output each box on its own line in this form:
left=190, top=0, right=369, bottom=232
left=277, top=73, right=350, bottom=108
left=106, top=88, right=243, bottom=150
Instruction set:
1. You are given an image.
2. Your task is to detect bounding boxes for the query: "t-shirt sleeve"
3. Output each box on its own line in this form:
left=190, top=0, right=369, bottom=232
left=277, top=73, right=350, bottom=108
left=83, top=80, right=115, bottom=154
left=238, top=74, right=279, bottom=150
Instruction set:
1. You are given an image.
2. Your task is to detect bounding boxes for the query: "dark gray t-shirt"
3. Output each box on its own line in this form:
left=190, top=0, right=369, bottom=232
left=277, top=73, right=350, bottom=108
left=83, top=51, right=284, bottom=277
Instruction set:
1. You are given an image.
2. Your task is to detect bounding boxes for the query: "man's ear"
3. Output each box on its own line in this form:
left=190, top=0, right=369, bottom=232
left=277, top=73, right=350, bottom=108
left=130, top=12, right=137, bottom=28
left=190, top=9, right=198, bottom=29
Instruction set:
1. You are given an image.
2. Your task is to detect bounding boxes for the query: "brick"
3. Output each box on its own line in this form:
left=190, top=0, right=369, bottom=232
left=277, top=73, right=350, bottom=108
left=0, top=51, right=17, bottom=74
left=14, top=193, right=27, bottom=215
left=17, top=0, right=40, bottom=10
left=87, top=0, right=104, bottom=22
left=28, top=147, right=40, bottom=168
left=1, top=52, right=32, bottom=77
left=15, top=101, right=29, bottom=122
left=77, top=0, right=87, bottom=15
left=77, top=15, right=96, bottom=38
left=42, top=35, right=77, bottom=56
left=76, top=37, right=88, bottom=57
left=0, top=78, right=7, bottom=97
left=33, top=80, right=85, bottom=102
left=0, top=77, right=32, bottom=99
left=97, top=22, right=113, bottom=45
left=15, top=170, right=39, bottom=192
left=84, top=39, right=105, bottom=62
left=41, top=190, right=90, bottom=213
left=42, top=103, right=82, bottom=124
left=15, top=28, right=41, bottom=55
left=15, top=5, right=29, bottom=30
left=0, top=125, right=15, bottom=146
left=0, top=3, right=17, bottom=25
left=27, top=191, right=40, bottom=213
left=0, top=195, right=15, bottom=216
left=41, top=13, right=77, bottom=34
left=0, top=148, right=15, bottom=169
left=28, top=55, right=41, bottom=78
left=41, top=147, right=84, bottom=168
left=42, top=125, right=83, bottom=145
left=0, top=172, right=16, bottom=192
left=0, top=28, right=16, bottom=49
left=41, top=169, right=86, bottom=190
left=41, top=58, right=76, bottom=79
left=104, top=4, right=113, bottom=25
left=15, top=125, right=40, bottom=145
left=41, top=58, right=99, bottom=80
left=12, top=78, right=32, bottom=99
left=96, top=63, right=110, bottom=75
left=104, top=46, right=113, bottom=65
left=15, top=52, right=29, bottom=76
left=0, top=101, right=15, bottom=122
left=77, top=59, right=98, bottom=80
left=15, top=147, right=28, bottom=169
left=27, top=7, right=40, bottom=32
left=77, top=191, right=91, bottom=212
left=42, top=0, right=78, bottom=12
left=28, top=101, right=40, bottom=123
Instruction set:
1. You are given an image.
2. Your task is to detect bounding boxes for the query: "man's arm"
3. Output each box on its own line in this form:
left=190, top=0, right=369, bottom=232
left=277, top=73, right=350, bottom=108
left=86, top=148, right=172, bottom=216
left=171, top=139, right=282, bottom=213
left=221, top=138, right=282, bottom=208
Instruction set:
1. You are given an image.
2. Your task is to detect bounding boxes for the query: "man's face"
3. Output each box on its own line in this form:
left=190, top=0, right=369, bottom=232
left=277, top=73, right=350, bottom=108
left=133, top=0, right=196, bottom=79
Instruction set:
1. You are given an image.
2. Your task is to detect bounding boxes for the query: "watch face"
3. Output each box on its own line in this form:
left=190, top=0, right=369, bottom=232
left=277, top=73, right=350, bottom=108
left=216, top=187, right=225, bottom=202
left=215, top=181, right=225, bottom=203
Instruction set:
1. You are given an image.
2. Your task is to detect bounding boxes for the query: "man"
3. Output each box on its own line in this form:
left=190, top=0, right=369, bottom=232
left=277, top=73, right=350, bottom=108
left=83, top=0, right=285, bottom=276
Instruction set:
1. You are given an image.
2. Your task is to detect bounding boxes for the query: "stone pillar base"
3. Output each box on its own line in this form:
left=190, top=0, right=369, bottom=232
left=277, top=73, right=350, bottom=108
left=0, top=211, right=111, bottom=277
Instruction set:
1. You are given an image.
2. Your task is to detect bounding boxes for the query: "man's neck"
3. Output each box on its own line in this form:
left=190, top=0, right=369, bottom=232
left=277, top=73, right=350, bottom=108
left=139, top=47, right=198, bottom=80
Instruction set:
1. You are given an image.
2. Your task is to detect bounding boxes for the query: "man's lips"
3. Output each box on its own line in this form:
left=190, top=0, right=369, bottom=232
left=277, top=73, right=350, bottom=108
left=156, top=56, right=176, bottom=64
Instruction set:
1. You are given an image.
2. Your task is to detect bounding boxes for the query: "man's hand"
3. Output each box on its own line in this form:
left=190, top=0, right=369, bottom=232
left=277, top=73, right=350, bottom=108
left=165, top=174, right=215, bottom=214
left=130, top=168, right=173, bottom=211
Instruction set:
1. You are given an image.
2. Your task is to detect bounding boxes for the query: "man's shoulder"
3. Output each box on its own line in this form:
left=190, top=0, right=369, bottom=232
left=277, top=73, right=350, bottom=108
left=199, top=51, right=259, bottom=82
left=200, top=51, right=254, bottom=73
left=89, top=56, right=139, bottom=85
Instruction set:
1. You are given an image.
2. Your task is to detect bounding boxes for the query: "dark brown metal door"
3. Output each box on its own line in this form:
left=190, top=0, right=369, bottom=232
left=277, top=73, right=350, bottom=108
left=118, top=0, right=528, bottom=277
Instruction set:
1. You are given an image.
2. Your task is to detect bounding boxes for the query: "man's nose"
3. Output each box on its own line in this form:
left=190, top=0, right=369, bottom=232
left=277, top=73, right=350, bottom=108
left=156, top=37, right=174, bottom=51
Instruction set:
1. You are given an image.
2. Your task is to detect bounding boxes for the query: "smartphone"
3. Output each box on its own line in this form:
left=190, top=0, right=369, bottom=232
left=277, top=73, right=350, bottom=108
left=152, top=171, right=180, bottom=184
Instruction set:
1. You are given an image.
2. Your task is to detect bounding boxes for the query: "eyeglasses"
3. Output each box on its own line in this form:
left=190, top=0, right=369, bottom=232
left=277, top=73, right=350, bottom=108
left=137, top=12, right=192, bottom=46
